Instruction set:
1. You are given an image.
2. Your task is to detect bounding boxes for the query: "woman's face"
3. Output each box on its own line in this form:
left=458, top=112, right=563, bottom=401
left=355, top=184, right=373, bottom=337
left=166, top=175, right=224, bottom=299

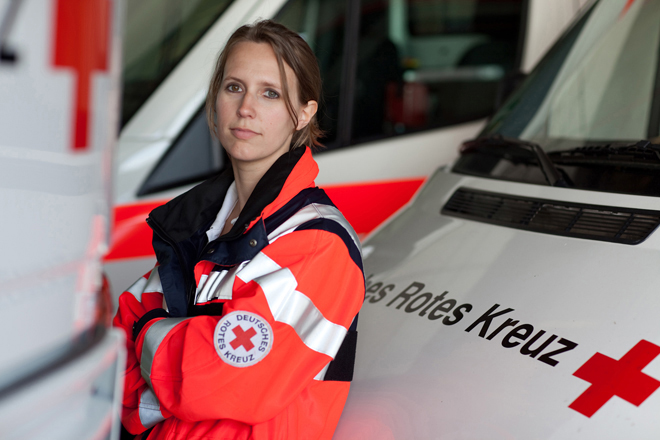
left=216, top=42, right=314, bottom=171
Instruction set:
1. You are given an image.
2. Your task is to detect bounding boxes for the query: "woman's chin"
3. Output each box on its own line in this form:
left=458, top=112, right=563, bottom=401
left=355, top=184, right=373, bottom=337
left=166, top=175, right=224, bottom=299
left=226, top=144, right=290, bottom=168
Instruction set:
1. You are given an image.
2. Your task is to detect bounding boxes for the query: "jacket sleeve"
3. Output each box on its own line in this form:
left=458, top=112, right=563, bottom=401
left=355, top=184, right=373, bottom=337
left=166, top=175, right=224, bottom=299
left=112, top=267, right=172, bottom=434
left=134, top=228, right=364, bottom=424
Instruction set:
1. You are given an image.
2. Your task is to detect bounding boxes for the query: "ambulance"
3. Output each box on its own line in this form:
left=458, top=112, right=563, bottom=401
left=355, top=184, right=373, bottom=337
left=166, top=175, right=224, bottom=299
left=0, top=0, right=124, bottom=438
left=335, top=0, right=660, bottom=437
left=105, top=0, right=590, bottom=300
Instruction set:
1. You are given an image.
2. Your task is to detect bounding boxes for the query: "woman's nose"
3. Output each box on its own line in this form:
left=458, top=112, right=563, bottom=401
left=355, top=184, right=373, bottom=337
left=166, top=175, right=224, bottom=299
left=237, top=93, right=256, bottom=118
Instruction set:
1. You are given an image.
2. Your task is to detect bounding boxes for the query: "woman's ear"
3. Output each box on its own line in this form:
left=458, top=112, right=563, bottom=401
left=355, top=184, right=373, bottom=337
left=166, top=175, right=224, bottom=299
left=296, top=100, right=318, bottom=130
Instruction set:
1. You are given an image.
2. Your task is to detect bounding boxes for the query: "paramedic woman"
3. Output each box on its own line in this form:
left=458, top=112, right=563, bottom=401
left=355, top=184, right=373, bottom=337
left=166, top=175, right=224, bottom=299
left=113, top=19, right=364, bottom=440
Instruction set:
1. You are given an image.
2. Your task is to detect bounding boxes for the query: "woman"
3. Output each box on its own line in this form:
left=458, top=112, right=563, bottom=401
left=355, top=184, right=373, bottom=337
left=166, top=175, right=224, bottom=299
left=113, top=20, right=365, bottom=440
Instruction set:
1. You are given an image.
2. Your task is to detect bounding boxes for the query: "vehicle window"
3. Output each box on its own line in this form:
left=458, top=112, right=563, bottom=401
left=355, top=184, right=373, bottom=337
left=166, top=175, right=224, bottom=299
left=352, top=0, right=523, bottom=143
left=122, top=0, right=234, bottom=127
left=138, top=108, right=226, bottom=196
left=526, top=1, right=660, bottom=146
left=456, top=0, right=660, bottom=198
left=276, top=0, right=348, bottom=147
left=486, top=0, right=660, bottom=151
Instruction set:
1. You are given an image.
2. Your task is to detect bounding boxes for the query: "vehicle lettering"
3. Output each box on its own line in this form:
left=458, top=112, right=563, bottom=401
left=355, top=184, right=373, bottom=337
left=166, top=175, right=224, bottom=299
left=538, top=338, right=578, bottom=367
left=365, top=276, right=579, bottom=366
left=442, top=303, right=473, bottom=326
left=366, top=282, right=394, bottom=304
left=386, top=282, right=424, bottom=308
left=486, top=318, right=519, bottom=340
left=464, top=304, right=515, bottom=337
left=466, top=304, right=578, bottom=367
left=364, top=277, right=472, bottom=325
left=502, top=324, right=534, bottom=348
left=519, top=331, right=557, bottom=358
left=417, top=292, right=448, bottom=317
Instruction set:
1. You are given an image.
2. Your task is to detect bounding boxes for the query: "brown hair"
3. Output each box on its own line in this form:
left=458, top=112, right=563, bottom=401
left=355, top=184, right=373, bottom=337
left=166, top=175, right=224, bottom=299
left=206, top=20, right=323, bottom=150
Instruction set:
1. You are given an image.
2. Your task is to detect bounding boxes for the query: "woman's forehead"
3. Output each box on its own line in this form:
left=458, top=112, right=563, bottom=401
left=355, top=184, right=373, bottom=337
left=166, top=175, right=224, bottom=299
left=224, top=42, right=296, bottom=87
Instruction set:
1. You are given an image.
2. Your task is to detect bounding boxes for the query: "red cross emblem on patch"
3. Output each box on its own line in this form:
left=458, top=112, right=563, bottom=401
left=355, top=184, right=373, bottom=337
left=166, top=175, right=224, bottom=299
left=230, top=326, right=257, bottom=351
left=569, top=340, right=660, bottom=417
left=213, top=311, right=273, bottom=368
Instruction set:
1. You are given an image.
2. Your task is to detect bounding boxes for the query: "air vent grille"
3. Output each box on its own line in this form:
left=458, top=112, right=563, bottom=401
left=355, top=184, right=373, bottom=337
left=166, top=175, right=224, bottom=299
left=442, top=188, right=660, bottom=245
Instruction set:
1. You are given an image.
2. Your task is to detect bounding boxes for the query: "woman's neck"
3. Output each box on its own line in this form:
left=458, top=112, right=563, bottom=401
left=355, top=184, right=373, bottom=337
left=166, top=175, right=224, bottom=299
left=230, top=158, right=271, bottom=212
left=221, top=162, right=265, bottom=236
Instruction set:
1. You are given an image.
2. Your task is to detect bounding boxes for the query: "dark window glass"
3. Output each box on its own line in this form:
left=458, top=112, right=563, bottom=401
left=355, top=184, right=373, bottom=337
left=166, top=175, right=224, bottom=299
left=352, top=0, right=523, bottom=143
left=122, top=0, right=234, bottom=127
left=276, top=0, right=347, bottom=147
left=138, top=109, right=226, bottom=196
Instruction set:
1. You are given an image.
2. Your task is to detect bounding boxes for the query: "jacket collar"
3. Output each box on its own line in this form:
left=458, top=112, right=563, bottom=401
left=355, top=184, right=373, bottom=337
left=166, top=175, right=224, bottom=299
left=148, top=146, right=317, bottom=244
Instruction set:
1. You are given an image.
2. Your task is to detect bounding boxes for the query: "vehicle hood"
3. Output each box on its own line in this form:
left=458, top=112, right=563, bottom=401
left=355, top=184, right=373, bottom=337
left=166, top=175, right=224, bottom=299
left=335, top=167, right=660, bottom=439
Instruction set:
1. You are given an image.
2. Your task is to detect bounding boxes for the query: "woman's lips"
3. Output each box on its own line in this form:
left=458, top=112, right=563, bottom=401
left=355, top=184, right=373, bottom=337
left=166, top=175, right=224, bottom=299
left=231, top=127, right=259, bottom=140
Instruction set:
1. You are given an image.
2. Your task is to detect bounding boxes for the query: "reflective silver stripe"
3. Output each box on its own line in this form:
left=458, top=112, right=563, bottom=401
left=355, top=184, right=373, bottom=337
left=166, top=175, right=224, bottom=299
left=195, top=273, right=209, bottom=298
left=138, top=388, right=166, bottom=429
left=267, top=203, right=362, bottom=256
left=126, top=269, right=163, bottom=302
left=237, top=251, right=280, bottom=283
left=237, top=253, right=347, bottom=357
left=194, top=263, right=245, bottom=304
left=126, top=276, right=148, bottom=301
left=198, top=270, right=231, bottom=303
left=140, top=318, right=190, bottom=389
left=145, top=268, right=164, bottom=294
left=266, top=204, right=321, bottom=241
left=314, top=362, right=330, bottom=381
left=310, top=204, right=362, bottom=256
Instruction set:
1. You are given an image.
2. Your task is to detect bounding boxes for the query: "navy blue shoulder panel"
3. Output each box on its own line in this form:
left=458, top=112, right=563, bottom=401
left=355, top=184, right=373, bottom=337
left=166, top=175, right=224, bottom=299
left=265, top=187, right=362, bottom=383
left=263, top=187, right=335, bottom=235
left=295, top=218, right=363, bottom=274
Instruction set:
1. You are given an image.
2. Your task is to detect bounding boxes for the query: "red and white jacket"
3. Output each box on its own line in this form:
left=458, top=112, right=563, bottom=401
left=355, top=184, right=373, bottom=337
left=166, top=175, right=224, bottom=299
left=113, top=147, right=364, bottom=440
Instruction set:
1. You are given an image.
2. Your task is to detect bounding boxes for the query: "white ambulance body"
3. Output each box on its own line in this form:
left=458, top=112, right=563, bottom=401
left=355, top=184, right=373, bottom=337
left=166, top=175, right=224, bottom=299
left=105, top=0, right=590, bottom=300
left=0, top=0, right=124, bottom=438
left=336, top=0, right=660, bottom=437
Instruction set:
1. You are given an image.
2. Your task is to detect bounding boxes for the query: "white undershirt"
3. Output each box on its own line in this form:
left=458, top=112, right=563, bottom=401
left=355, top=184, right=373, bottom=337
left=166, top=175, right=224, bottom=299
left=206, top=181, right=238, bottom=243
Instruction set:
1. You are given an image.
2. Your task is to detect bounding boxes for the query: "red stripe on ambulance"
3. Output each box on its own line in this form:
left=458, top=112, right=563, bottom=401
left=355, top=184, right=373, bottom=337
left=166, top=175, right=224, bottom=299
left=104, top=178, right=425, bottom=261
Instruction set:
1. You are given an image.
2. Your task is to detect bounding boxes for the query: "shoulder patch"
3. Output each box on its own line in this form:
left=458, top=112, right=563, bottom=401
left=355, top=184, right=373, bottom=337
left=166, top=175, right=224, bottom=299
left=213, top=311, right=273, bottom=367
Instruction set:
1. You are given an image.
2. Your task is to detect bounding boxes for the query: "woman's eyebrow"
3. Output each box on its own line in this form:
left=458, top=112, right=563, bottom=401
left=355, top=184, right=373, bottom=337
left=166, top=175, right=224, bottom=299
left=223, top=76, right=244, bottom=83
left=223, top=76, right=281, bottom=89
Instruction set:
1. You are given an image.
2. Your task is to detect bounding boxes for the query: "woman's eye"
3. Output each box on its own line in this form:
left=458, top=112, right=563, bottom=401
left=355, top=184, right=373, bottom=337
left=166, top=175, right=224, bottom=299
left=265, top=90, right=279, bottom=99
left=227, top=84, right=242, bottom=93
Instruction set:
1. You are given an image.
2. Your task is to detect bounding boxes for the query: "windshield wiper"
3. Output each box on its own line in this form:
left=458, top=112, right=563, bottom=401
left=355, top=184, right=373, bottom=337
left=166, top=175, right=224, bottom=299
left=548, top=140, right=660, bottom=167
left=461, top=135, right=569, bottom=187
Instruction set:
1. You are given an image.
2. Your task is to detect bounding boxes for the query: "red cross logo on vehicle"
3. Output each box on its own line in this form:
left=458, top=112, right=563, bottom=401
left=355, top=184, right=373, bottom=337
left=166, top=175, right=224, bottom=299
left=569, top=340, right=660, bottom=417
left=230, top=326, right=257, bottom=351
left=52, top=0, right=111, bottom=152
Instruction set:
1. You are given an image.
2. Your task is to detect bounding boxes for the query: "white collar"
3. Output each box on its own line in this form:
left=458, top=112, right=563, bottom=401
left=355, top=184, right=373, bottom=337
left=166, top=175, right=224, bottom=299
left=206, top=181, right=238, bottom=243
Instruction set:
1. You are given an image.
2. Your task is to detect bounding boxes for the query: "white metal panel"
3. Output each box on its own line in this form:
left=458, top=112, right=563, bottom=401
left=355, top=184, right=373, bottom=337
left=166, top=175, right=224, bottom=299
left=0, top=330, right=126, bottom=440
left=315, top=120, right=485, bottom=185
left=0, top=1, right=125, bottom=438
left=0, top=0, right=122, bottom=373
left=336, top=169, right=660, bottom=438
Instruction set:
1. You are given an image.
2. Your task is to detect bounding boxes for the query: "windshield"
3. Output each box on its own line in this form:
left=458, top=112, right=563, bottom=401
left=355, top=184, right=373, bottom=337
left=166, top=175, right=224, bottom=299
left=121, top=0, right=234, bottom=127
left=454, top=0, right=660, bottom=197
